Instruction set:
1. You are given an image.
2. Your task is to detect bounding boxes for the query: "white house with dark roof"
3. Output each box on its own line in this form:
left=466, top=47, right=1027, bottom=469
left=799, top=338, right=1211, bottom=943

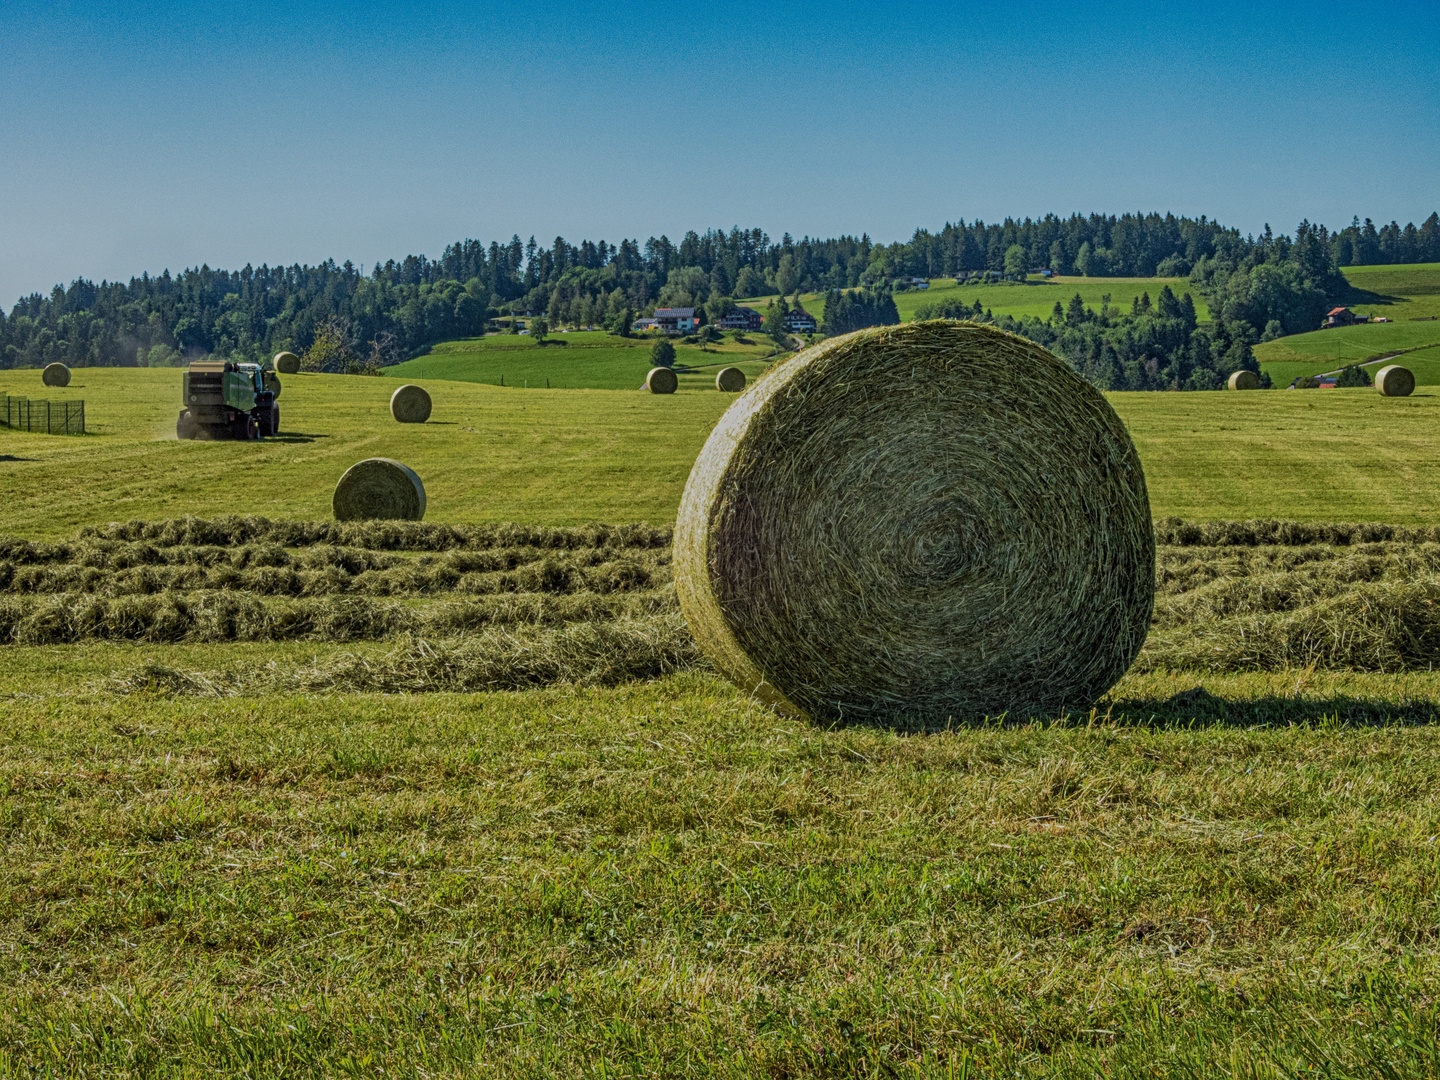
left=652, top=307, right=699, bottom=334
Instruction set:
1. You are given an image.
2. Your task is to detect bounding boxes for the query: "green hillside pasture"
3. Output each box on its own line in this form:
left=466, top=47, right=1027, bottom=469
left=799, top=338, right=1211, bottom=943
left=1255, top=319, right=1440, bottom=385
left=389, top=333, right=775, bottom=390
left=745, top=276, right=1210, bottom=326
left=3, top=368, right=1440, bottom=538
left=1342, top=261, right=1440, bottom=321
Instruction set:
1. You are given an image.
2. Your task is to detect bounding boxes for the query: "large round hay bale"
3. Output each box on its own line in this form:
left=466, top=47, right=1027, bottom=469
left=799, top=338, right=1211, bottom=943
left=1375, top=364, right=1415, bottom=397
left=390, top=384, right=432, bottom=423
left=674, top=321, right=1155, bottom=725
left=716, top=366, right=746, bottom=392
left=646, top=367, right=678, bottom=394
left=42, top=363, right=71, bottom=387
left=333, top=458, right=426, bottom=522
left=1227, top=370, right=1260, bottom=391
left=274, top=351, right=301, bottom=374
left=263, top=371, right=282, bottom=398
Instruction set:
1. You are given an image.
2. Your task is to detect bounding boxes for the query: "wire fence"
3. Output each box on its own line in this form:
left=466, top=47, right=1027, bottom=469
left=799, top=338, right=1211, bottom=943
left=0, top=396, right=86, bottom=434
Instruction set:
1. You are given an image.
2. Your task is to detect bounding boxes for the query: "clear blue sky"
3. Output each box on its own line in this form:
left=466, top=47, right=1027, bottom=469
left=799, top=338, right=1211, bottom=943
left=2, top=0, right=1436, bottom=304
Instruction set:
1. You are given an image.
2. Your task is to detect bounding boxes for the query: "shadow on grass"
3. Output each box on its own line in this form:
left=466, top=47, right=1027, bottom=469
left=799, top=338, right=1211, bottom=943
left=266, top=432, right=331, bottom=444
left=1100, top=686, right=1440, bottom=728
left=0, top=455, right=37, bottom=462
left=1341, top=285, right=1409, bottom=307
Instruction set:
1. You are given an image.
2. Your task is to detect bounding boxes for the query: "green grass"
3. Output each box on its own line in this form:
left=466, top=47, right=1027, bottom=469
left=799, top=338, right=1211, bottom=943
left=745, top=275, right=1211, bottom=326
left=2, top=669, right=1440, bottom=1076
left=4, top=368, right=1440, bottom=539
left=388, top=332, right=777, bottom=390
left=8, top=356, right=1440, bottom=1074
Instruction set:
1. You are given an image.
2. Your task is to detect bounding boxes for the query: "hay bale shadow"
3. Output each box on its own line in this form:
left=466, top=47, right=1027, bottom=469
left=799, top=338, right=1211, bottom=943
left=1102, top=688, right=1440, bottom=728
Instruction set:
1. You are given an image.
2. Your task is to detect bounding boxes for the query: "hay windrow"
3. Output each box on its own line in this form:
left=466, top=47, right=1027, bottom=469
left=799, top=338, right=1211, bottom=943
left=42, top=363, right=71, bottom=387
left=273, top=351, right=301, bottom=374
left=645, top=367, right=678, bottom=394
left=715, top=367, right=746, bottom=392
left=1375, top=364, right=1415, bottom=397
left=389, top=384, right=432, bottom=423
left=333, top=459, right=426, bottom=522
left=1227, top=370, right=1260, bottom=390
left=674, top=320, right=1155, bottom=724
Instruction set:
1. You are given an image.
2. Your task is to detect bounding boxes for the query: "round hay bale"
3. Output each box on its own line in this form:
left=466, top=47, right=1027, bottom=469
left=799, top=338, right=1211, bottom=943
left=674, top=321, right=1155, bottom=725
left=1227, top=370, right=1260, bottom=391
left=716, top=366, right=747, bottom=392
left=1375, top=364, right=1415, bottom=397
left=333, top=458, right=426, bottom=522
left=274, top=351, right=301, bottom=375
left=646, top=367, right=678, bottom=394
left=390, top=384, right=432, bottom=423
left=263, top=371, right=282, bottom=398
left=41, top=363, right=71, bottom=388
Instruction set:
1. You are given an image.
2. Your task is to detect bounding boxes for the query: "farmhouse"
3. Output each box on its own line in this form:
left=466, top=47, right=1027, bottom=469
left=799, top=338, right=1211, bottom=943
left=632, top=317, right=659, bottom=332
left=784, top=307, right=818, bottom=333
left=893, top=276, right=930, bottom=290
left=716, top=307, right=764, bottom=331
left=1323, top=307, right=1365, bottom=328
left=652, top=307, right=699, bottom=334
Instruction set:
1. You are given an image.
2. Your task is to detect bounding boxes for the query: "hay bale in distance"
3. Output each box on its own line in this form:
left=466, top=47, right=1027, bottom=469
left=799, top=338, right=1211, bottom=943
left=42, top=363, right=71, bottom=387
left=333, top=458, right=427, bottom=522
left=1375, top=364, right=1415, bottom=397
left=274, top=351, right=301, bottom=374
left=673, top=320, right=1155, bottom=725
left=716, top=366, right=746, bottom=392
left=263, top=371, right=282, bottom=398
left=1227, top=370, right=1260, bottom=391
left=390, top=384, right=432, bottom=423
left=646, top=367, right=678, bottom=394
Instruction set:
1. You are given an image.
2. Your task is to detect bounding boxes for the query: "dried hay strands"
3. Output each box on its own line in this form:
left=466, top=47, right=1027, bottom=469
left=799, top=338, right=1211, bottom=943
left=1375, top=365, right=1415, bottom=397
left=389, top=384, right=433, bottom=423
left=716, top=367, right=746, bottom=392
left=42, top=363, right=71, bottom=387
left=1227, top=370, right=1260, bottom=390
left=273, top=351, right=301, bottom=374
left=645, top=367, right=678, bottom=394
left=333, top=458, right=427, bottom=522
left=674, top=320, right=1155, bottom=725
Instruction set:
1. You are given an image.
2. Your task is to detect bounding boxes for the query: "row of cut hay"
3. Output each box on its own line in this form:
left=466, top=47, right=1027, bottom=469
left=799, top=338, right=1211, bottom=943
left=0, top=588, right=679, bottom=646
left=73, top=517, right=673, bottom=552
left=1153, top=568, right=1440, bottom=627
left=0, top=553, right=668, bottom=598
left=1139, top=579, right=1440, bottom=673
left=1156, top=543, right=1440, bottom=596
left=103, top=616, right=701, bottom=697
left=1155, top=518, right=1440, bottom=547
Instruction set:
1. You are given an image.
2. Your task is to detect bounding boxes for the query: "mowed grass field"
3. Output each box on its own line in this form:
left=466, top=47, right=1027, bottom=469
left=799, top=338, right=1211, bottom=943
left=5, top=362, right=1440, bottom=1076
left=2, top=366, right=1440, bottom=537
left=387, top=330, right=777, bottom=391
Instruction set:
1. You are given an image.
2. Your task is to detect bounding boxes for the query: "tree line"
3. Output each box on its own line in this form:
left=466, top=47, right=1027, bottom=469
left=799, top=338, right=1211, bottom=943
left=2, top=211, right=1435, bottom=372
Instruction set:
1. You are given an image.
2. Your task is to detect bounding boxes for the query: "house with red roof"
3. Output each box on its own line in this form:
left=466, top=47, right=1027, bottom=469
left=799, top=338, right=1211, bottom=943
left=1323, top=307, right=1365, bottom=328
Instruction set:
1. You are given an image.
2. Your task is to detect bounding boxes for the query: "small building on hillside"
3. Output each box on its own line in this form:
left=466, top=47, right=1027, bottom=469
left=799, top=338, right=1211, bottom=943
left=632, top=317, right=659, bottom=332
left=784, top=307, right=818, bottom=333
left=716, top=307, right=764, bottom=331
left=652, top=307, right=699, bottom=334
left=893, top=276, right=930, bottom=290
left=1323, top=307, right=1365, bottom=328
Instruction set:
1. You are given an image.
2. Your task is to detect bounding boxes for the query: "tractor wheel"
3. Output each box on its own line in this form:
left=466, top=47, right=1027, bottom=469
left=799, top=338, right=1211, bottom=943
left=245, top=416, right=259, bottom=441
left=176, top=410, right=199, bottom=440
left=259, top=405, right=279, bottom=437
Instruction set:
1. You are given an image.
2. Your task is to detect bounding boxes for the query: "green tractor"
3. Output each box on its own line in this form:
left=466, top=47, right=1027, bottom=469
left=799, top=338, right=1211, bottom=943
left=177, top=360, right=281, bottom=440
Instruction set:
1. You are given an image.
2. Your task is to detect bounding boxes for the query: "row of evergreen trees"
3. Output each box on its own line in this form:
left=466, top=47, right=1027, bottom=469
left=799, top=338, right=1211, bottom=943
left=2, top=211, right=1435, bottom=372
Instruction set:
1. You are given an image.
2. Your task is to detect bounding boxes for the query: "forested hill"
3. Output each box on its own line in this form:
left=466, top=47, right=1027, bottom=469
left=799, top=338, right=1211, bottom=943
left=2, top=212, right=1437, bottom=372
